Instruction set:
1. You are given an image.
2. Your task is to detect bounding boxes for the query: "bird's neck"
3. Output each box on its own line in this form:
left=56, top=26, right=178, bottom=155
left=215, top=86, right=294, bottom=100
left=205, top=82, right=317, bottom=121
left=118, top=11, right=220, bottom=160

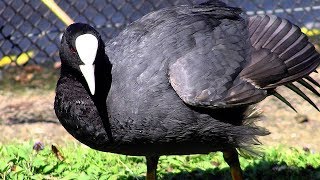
left=55, top=63, right=115, bottom=151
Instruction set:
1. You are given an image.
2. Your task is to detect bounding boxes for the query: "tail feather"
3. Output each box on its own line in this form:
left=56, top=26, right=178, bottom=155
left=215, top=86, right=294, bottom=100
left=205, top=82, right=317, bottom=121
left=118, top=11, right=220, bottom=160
left=271, top=90, right=297, bottom=112
left=305, top=76, right=320, bottom=88
left=287, top=52, right=318, bottom=74
left=285, top=83, right=319, bottom=111
left=270, top=60, right=319, bottom=87
left=262, top=20, right=292, bottom=50
left=281, top=43, right=314, bottom=67
left=278, top=34, right=308, bottom=58
left=297, top=79, right=320, bottom=97
left=244, top=15, right=320, bottom=110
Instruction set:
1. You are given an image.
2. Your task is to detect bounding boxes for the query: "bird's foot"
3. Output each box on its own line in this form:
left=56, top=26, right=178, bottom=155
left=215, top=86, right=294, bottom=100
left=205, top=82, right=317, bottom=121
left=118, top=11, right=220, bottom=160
left=223, top=149, right=243, bottom=180
left=146, top=155, right=160, bottom=180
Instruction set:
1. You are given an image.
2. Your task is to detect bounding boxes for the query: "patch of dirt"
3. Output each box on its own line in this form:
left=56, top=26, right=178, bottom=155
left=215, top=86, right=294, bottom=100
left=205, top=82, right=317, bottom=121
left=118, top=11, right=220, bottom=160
left=256, top=88, right=320, bottom=152
left=0, top=91, right=57, bottom=124
left=0, top=91, right=76, bottom=145
left=0, top=72, right=319, bottom=152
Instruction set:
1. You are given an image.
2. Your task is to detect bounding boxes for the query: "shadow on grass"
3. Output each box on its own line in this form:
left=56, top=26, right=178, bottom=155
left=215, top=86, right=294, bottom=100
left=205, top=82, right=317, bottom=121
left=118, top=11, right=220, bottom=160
left=121, top=161, right=320, bottom=180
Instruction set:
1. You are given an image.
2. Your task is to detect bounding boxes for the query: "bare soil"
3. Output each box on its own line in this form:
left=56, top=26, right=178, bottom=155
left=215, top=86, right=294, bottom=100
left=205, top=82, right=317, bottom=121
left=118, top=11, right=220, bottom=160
left=0, top=71, right=319, bottom=152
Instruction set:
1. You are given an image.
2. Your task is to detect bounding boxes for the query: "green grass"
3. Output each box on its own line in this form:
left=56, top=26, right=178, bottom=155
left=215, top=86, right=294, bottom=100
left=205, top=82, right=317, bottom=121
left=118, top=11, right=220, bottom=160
left=0, top=143, right=320, bottom=179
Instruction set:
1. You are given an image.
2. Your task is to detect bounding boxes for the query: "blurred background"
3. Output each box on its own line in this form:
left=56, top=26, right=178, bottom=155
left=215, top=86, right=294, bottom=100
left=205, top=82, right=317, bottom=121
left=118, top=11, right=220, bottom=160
left=0, top=0, right=319, bottom=152
left=2, top=0, right=320, bottom=66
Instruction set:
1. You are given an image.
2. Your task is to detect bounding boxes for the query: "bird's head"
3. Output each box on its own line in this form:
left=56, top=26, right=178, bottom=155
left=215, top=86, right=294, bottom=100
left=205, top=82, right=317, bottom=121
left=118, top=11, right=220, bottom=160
left=60, top=23, right=104, bottom=95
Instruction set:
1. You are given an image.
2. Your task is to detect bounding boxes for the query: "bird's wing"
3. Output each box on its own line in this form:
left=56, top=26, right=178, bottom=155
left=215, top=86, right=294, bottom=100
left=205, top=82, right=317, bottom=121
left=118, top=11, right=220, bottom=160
left=169, top=14, right=320, bottom=110
left=244, top=15, right=320, bottom=88
left=243, top=15, right=320, bottom=111
left=169, top=6, right=268, bottom=108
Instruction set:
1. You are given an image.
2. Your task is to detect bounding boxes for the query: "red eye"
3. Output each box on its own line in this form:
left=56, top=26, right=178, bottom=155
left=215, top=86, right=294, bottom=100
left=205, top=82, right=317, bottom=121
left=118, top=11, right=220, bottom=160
left=70, top=47, right=77, bottom=54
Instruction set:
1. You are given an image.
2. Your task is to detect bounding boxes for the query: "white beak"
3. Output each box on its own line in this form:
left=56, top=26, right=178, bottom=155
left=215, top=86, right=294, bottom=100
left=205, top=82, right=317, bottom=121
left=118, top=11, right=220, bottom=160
left=79, top=64, right=95, bottom=95
left=76, top=34, right=98, bottom=95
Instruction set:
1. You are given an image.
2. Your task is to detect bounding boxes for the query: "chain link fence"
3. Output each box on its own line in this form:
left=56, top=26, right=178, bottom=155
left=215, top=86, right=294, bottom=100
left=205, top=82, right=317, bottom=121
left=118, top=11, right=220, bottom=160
left=1, top=0, right=320, bottom=67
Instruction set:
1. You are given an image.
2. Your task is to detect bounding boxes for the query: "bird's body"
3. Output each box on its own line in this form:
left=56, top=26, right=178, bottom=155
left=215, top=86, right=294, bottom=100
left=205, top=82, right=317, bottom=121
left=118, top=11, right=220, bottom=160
left=55, top=1, right=320, bottom=179
left=56, top=4, right=268, bottom=156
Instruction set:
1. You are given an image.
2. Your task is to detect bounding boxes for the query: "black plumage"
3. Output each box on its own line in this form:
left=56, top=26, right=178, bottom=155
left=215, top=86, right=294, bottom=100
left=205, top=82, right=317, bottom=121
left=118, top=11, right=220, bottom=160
left=55, top=1, right=320, bottom=179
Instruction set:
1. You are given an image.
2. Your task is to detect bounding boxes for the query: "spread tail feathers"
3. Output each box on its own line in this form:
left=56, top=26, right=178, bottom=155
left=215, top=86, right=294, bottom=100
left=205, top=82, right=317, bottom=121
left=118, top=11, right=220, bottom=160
left=242, top=15, right=320, bottom=111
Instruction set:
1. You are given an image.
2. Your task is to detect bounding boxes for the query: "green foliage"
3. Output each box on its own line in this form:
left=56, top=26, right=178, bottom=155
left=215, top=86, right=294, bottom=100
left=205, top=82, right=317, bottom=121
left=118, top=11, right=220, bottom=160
left=0, top=142, right=320, bottom=179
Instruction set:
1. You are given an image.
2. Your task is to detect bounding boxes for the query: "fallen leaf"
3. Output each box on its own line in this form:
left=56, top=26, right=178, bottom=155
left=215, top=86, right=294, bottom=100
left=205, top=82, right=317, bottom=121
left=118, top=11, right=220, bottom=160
left=51, top=144, right=64, bottom=161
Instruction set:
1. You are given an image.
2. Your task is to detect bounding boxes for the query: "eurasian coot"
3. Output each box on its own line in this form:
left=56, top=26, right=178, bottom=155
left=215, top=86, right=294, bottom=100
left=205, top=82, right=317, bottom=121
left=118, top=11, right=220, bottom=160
left=55, top=1, right=320, bottom=179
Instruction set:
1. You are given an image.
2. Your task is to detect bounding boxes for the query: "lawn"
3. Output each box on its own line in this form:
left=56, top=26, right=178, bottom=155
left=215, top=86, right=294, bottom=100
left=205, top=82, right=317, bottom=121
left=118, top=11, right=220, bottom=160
left=0, top=66, right=319, bottom=179
left=1, top=142, right=320, bottom=179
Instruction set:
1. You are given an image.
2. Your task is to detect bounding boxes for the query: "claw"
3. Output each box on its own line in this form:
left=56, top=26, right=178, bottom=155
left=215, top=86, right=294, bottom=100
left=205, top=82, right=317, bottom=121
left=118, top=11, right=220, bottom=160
left=297, top=79, right=320, bottom=96
left=286, top=83, right=319, bottom=111
left=305, top=76, right=320, bottom=88
left=272, top=91, right=297, bottom=112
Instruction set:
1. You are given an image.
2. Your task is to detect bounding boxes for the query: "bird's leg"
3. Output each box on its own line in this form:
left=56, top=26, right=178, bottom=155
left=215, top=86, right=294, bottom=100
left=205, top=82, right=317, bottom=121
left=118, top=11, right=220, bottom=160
left=223, top=149, right=243, bottom=180
left=146, top=155, right=160, bottom=180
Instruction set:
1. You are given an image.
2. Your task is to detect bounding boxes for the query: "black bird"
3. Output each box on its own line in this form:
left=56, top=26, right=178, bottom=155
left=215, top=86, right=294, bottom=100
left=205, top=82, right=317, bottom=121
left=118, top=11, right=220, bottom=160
left=55, top=1, right=320, bottom=179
